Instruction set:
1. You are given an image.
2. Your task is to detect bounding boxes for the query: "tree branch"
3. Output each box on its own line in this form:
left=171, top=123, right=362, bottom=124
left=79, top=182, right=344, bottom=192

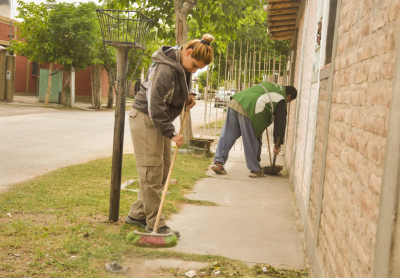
left=182, top=0, right=197, bottom=14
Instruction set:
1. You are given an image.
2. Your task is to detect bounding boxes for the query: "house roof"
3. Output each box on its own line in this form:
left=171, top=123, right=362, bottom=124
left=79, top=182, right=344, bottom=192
left=264, top=0, right=300, bottom=40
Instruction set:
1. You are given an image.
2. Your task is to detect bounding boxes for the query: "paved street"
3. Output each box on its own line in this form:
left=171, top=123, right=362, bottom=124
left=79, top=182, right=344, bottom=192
left=0, top=100, right=223, bottom=192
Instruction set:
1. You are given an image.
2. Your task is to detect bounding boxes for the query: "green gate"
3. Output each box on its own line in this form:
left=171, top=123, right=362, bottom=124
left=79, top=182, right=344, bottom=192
left=38, top=69, right=63, bottom=103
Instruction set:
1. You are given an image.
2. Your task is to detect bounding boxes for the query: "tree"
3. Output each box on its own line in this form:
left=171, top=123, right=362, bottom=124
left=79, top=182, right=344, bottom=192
left=13, top=1, right=102, bottom=107
left=12, top=1, right=53, bottom=106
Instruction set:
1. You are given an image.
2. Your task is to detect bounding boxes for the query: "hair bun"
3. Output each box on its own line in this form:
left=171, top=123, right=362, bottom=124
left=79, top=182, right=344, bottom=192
left=201, top=34, right=214, bottom=44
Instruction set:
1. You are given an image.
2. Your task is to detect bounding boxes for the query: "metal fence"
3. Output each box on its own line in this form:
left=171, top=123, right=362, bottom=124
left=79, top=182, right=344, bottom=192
left=201, top=40, right=292, bottom=153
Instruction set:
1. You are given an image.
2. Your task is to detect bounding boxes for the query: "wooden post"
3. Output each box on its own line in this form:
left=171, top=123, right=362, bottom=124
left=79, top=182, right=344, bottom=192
left=109, top=46, right=129, bottom=222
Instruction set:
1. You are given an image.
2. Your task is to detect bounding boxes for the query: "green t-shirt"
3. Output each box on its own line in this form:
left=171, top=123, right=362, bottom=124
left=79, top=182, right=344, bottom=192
left=232, top=82, right=286, bottom=138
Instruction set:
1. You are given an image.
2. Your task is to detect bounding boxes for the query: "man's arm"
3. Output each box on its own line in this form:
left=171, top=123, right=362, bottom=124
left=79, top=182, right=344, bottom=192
left=273, top=99, right=287, bottom=148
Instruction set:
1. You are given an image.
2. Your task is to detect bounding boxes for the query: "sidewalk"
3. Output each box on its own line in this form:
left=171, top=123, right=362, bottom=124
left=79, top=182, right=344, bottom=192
left=169, top=141, right=306, bottom=269
left=4, top=95, right=132, bottom=111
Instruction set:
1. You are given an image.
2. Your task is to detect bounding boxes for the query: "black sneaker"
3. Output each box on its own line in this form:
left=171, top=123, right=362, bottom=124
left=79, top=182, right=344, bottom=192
left=146, top=226, right=180, bottom=238
left=125, top=216, right=147, bottom=228
left=211, top=161, right=227, bottom=175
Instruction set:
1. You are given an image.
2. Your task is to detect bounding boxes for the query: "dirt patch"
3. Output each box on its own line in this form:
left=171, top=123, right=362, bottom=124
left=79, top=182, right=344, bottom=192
left=0, top=212, right=57, bottom=225
left=124, top=259, right=208, bottom=278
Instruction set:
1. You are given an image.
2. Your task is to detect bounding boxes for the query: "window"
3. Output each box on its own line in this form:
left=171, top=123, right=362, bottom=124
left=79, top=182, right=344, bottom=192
left=32, top=61, right=39, bottom=75
left=313, top=0, right=338, bottom=72
left=325, top=0, right=338, bottom=65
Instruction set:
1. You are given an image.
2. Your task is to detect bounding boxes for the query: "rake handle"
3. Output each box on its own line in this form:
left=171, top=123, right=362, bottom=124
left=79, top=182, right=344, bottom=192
left=153, top=106, right=190, bottom=233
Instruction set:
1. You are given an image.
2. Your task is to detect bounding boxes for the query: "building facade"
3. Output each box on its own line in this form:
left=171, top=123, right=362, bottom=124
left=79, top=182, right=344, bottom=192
left=0, top=12, right=110, bottom=104
left=266, top=0, right=400, bottom=277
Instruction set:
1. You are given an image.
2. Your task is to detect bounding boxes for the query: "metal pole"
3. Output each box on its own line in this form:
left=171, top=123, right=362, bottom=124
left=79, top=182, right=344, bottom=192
left=232, top=41, right=236, bottom=92
left=253, top=41, right=256, bottom=85
left=223, top=44, right=229, bottom=125
left=253, top=51, right=256, bottom=85
left=259, top=42, right=262, bottom=82
left=264, top=52, right=266, bottom=81
left=203, top=65, right=210, bottom=134
left=244, top=53, right=247, bottom=90
left=278, top=54, right=282, bottom=85
left=246, top=40, right=249, bottom=88
left=208, top=62, right=214, bottom=134
left=273, top=45, right=276, bottom=83
left=109, top=46, right=129, bottom=222
left=239, top=40, right=242, bottom=91
left=248, top=52, right=251, bottom=88
left=267, top=42, right=270, bottom=82
left=216, top=48, right=222, bottom=134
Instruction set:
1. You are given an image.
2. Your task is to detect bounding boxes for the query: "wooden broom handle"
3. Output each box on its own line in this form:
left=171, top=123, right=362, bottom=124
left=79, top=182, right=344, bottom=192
left=153, top=106, right=190, bottom=233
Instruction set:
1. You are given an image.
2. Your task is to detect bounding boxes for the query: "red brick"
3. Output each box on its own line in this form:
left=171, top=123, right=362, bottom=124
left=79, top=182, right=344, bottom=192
left=369, top=173, right=381, bottom=195
left=361, top=19, right=371, bottom=36
left=368, top=63, right=380, bottom=82
left=371, top=10, right=387, bottom=32
left=356, top=66, right=369, bottom=83
left=366, top=140, right=381, bottom=165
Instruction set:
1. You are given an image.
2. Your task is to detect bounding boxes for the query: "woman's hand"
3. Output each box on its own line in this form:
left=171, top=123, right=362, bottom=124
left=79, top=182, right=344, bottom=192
left=172, top=134, right=184, bottom=147
left=273, top=147, right=281, bottom=156
left=186, top=94, right=196, bottom=109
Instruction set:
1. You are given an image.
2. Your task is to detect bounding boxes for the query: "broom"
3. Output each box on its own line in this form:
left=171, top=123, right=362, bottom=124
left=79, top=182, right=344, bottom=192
left=126, top=106, right=190, bottom=248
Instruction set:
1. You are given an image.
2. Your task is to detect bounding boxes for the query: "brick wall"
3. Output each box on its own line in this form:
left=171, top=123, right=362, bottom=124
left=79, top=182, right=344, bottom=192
left=0, top=20, right=10, bottom=42
left=286, top=0, right=400, bottom=277
left=285, top=14, right=304, bottom=175
left=314, top=0, right=400, bottom=277
left=287, top=0, right=319, bottom=212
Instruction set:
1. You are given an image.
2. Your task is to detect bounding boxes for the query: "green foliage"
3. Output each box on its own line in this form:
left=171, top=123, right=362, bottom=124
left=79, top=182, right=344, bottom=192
left=11, top=1, right=51, bottom=64
left=12, top=1, right=102, bottom=72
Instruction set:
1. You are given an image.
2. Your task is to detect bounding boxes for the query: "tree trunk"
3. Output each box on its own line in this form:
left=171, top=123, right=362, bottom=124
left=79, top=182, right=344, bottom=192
left=90, top=65, right=102, bottom=109
left=174, top=0, right=197, bottom=146
left=44, top=63, right=53, bottom=106
left=60, top=71, right=70, bottom=106
left=106, top=70, right=116, bottom=108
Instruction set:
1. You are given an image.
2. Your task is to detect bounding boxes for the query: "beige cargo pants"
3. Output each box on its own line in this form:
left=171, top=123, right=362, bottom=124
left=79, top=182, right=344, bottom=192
left=127, top=107, right=171, bottom=230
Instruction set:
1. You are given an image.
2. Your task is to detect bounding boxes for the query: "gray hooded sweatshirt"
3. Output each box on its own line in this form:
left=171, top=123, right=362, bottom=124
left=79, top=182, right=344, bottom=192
left=132, top=46, right=192, bottom=139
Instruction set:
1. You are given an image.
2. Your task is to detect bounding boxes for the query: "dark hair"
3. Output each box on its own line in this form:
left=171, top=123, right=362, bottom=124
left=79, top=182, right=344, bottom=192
left=285, top=86, right=297, bottom=100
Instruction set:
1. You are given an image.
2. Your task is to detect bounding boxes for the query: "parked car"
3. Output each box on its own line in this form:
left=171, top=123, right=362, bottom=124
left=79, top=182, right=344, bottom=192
left=196, top=93, right=202, bottom=100
left=214, top=90, right=230, bottom=107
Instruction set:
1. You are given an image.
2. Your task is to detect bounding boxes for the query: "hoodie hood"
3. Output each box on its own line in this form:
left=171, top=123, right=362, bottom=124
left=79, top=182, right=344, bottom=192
left=151, top=46, right=184, bottom=77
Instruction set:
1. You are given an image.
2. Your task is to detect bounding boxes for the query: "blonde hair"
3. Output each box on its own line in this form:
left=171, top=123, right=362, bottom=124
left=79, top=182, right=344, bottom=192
left=183, top=34, right=214, bottom=65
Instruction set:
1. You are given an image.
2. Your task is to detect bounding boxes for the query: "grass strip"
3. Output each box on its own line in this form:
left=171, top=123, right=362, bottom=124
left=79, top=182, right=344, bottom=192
left=0, top=153, right=308, bottom=277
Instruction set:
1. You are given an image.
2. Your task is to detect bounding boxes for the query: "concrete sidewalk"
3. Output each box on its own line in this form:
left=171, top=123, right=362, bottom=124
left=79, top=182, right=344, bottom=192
left=4, top=95, right=133, bottom=111
left=169, top=143, right=306, bottom=269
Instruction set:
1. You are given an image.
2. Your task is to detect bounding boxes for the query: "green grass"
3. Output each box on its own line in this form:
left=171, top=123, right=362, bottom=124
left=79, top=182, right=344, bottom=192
left=0, top=154, right=308, bottom=277
left=201, top=120, right=224, bottom=129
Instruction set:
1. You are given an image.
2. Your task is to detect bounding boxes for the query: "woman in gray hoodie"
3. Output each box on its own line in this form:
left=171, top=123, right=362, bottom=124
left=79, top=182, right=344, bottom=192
left=125, top=34, right=214, bottom=238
